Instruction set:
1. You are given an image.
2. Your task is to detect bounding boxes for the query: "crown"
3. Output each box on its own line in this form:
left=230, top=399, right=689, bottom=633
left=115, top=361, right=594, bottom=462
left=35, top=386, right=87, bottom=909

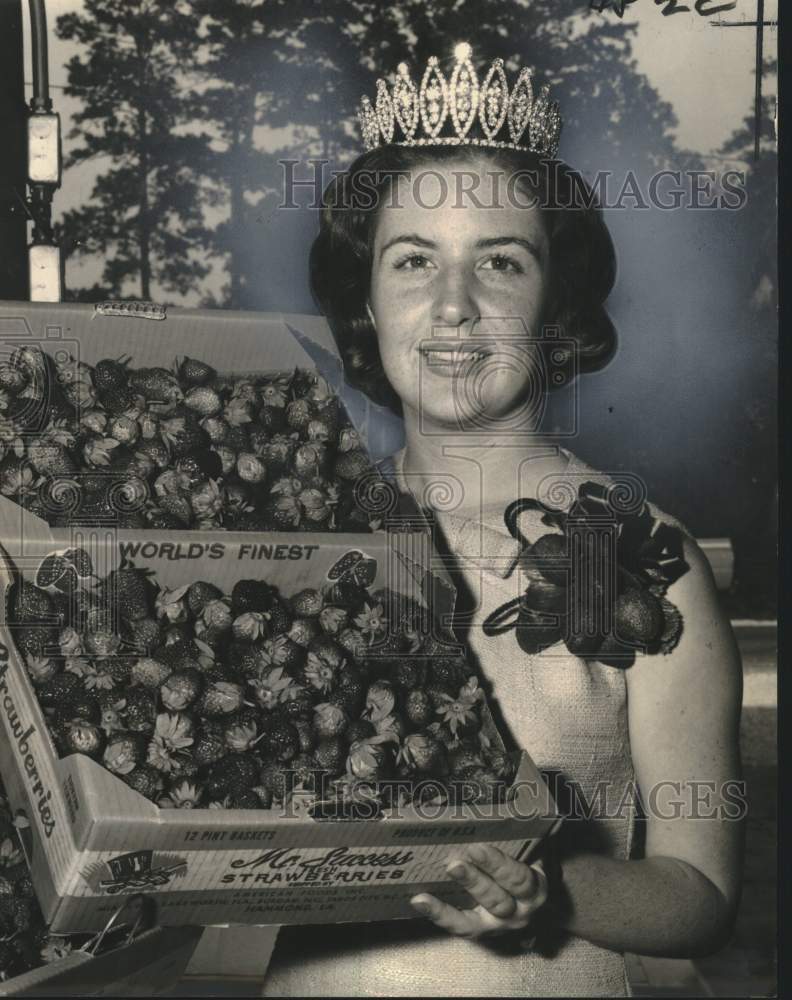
left=357, top=42, right=562, bottom=158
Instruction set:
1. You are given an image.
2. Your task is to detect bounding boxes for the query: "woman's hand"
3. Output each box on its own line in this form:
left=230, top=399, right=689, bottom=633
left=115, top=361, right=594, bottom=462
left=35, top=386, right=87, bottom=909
left=410, top=844, right=548, bottom=940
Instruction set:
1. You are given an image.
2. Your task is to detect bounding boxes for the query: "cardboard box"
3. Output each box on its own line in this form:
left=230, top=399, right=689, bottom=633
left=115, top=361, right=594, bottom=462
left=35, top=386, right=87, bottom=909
left=0, top=300, right=407, bottom=542
left=0, top=531, right=561, bottom=933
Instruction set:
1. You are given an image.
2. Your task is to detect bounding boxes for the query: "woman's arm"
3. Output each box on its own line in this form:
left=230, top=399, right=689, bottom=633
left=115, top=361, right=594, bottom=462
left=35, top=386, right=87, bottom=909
left=412, top=534, right=745, bottom=959
left=560, top=531, right=744, bottom=957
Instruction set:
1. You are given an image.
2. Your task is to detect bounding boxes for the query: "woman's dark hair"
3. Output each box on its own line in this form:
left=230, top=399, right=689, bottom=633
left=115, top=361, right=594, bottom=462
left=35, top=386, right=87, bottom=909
left=309, top=144, right=617, bottom=418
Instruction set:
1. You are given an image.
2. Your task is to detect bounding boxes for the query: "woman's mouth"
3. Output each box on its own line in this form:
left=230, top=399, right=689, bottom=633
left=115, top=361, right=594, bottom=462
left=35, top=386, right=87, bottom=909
left=419, top=344, right=491, bottom=375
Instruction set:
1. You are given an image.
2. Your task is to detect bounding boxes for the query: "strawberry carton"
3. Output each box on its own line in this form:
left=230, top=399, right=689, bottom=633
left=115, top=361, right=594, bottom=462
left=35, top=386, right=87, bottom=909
left=0, top=300, right=407, bottom=542
left=0, top=527, right=561, bottom=932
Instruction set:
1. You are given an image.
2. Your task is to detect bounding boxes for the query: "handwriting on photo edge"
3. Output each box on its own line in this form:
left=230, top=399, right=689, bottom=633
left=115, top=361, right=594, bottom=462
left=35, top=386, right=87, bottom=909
left=590, top=0, right=737, bottom=18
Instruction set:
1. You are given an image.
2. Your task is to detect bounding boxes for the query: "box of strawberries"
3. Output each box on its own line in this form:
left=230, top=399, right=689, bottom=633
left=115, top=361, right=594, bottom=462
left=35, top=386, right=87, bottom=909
left=0, top=300, right=559, bottom=931
left=0, top=529, right=560, bottom=932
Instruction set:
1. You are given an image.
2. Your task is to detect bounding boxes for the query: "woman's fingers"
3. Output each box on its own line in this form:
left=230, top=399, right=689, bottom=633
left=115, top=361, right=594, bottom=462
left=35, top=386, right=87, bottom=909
left=465, top=845, right=548, bottom=908
left=446, top=859, right=518, bottom=919
left=410, top=849, right=551, bottom=940
left=410, top=894, right=478, bottom=937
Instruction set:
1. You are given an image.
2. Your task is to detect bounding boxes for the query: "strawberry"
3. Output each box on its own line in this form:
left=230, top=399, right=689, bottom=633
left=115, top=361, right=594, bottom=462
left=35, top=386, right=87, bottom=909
left=25, top=655, right=60, bottom=686
left=160, top=669, right=205, bottom=712
left=122, top=765, right=164, bottom=801
left=262, top=494, right=302, bottom=530
left=236, top=453, right=267, bottom=485
left=260, top=719, right=300, bottom=762
left=290, top=588, right=324, bottom=618
left=389, top=658, right=427, bottom=690
left=186, top=581, right=223, bottom=618
left=123, top=617, right=162, bottom=654
left=198, top=680, right=245, bottom=718
left=185, top=386, right=222, bottom=417
left=37, top=671, right=82, bottom=707
left=27, top=441, right=77, bottom=477
left=130, top=656, right=172, bottom=689
left=0, top=363, right=28, bottom=394
left=230, top=579, right=279, bottom=618
left=246, top=423, right=269, bottom=456
left=12, top=581, right=54, bottom=623
left=328, top=672, right=366, bottom=717
left=293, top=442, right=328, bottom=480
left=204, top=753, right=260, bottom=799
left=293, top=718, right=317, bottom=754
left=97, top=385, right=135, bottom=414
left=193, top=724, right=228, bottom=768
left=275, top=687, right=314, bottom=720
left=59, top=719, right=105, bottom=759
left=285, top=751, right=318, bottom=791
left=128, top=367, right=183, bottom=405
left=103, top=733, right=146, bottom=775
left=231, top=612, right=270, bottom=644
left=312, top=702, right=349, bottom=739
left=123, top=688, right=157, bottom=734
left=51, top=692, right=101, bottom=727
left=404, top=688, right=434, bottom=729
left=258, top=761, right=294, bottom=802
left=266, top=600, right=293, bottom=637
left=525, top=533, right=569, bottom=586
left=285, top=398, right=313, bottom=431
left=159, top=412, right=209, bottom=458
left=103, top=566, right=153, bottom=622
left=201, top=416, right=230, bottom=445
left=223, top=716, right=262, bottom=754
left=108, top=414, right=139, bottom=447
left=265, top=432, right=298, bottom=467
left=333, top=449, right=371, bottom=482
left=347, top=737, right=394, bottom=781
left=336, top=626, right=368, bottom=660
left=224, top=423, right=250, bottom=453
left=178, top=356, right=216, bottom=386
left=346, top=719, right=376, bottom=744
left=398, top=733, right=448, bottom=775
left=613, top=587, right=666, bottom=646
left=93, top=357, right=130, bottom=393
left=248, top=666, right=296, bottom=711
left=136, top=438, right=170, bottom=469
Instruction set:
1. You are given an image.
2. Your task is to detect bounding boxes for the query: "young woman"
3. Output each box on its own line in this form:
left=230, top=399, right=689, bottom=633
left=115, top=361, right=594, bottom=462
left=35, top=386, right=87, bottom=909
left=262, top=44, right=743, bottom=997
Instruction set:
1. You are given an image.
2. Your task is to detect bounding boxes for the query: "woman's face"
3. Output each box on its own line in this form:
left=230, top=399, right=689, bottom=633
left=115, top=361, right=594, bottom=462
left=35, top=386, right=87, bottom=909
left=369, top=159, right=550, bottom=432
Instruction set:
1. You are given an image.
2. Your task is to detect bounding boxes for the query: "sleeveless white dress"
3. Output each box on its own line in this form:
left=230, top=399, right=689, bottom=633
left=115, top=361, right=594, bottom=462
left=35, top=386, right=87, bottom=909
left=261, top=446, right=667, bottom=997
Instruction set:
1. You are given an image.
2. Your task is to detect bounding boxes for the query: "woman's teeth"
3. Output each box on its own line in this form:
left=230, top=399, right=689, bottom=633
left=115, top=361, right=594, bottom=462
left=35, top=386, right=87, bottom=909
left=422, top=349, right=488, bottom=364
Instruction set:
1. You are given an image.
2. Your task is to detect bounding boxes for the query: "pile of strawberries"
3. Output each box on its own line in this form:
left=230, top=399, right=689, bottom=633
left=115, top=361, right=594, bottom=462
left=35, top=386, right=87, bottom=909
left=8, top=548, right=516, bottom=813
left=0, top=345, right=383, bottom=532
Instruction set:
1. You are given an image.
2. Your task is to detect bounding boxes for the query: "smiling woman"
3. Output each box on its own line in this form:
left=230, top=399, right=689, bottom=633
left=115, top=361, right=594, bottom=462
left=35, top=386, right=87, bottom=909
left=262, top=41, right=743, bottom=999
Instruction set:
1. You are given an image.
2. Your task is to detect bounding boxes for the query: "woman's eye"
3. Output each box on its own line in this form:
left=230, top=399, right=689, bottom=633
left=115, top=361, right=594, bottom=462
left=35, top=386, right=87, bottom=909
left=393, top=254, right=432, bottom=270
left=480, top=255, right=524, bottom=274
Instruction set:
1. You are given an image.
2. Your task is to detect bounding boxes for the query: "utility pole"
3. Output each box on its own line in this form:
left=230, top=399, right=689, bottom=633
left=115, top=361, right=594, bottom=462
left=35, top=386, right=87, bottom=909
left=0, top=0, right=28, bottom=300
left=711, top=0, right=777, bottom=161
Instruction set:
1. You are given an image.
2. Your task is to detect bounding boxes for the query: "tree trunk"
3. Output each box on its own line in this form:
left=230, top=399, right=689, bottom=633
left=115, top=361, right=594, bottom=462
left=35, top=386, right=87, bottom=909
left=228, top=90, right=256, bottom=310
left=229, top=125, right=243, bottom=309
left=138, top=104, right=151, bottom=300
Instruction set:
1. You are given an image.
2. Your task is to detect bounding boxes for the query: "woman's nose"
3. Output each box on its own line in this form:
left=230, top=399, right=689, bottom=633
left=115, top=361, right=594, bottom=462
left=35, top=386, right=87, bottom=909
left=432, top=268, right=478, bottom=328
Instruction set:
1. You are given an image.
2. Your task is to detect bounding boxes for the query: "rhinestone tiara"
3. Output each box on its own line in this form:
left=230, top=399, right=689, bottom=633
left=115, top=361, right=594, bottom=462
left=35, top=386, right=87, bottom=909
left=357, top=42, right=562, bottom=158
